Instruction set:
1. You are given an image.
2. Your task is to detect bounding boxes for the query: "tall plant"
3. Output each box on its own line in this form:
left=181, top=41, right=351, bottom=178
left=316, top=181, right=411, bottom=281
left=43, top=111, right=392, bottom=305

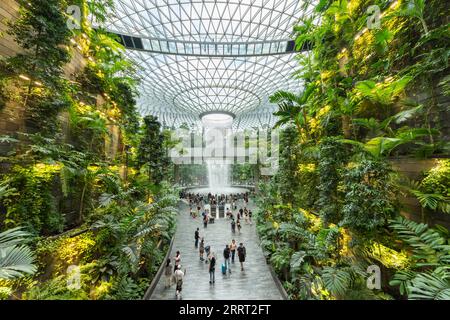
left=5, top=0, right=72, bottom=134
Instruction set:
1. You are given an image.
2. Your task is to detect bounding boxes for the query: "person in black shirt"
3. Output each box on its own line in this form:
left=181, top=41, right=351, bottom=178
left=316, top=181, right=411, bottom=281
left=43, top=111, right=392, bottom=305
left=209, top=253, right=216, bottom=284
left=237, top=243, right=246, bottom=271
left=194, top=228, right=200, bottom=248
left=223, top=245, right=231, bottom=274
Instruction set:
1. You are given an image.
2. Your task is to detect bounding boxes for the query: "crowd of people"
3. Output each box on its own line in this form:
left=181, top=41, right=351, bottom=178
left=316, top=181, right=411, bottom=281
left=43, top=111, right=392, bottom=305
left=164, top=192, right=251, bottom=299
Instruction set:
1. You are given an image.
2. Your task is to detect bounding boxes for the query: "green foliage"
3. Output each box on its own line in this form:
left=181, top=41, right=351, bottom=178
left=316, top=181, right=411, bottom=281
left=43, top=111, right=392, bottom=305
left=412, top=159, right=450, bottom=214
left=3, top=0, right=72, bottom=134
left=24, top=275, right=89, bottom=300
left=3, top=164, right=65, bottom=235
left=0, top=0, right=174, bottom=301
left=342, top=159, right=397, bottom=233
left=321, top=266, right=352, bottom=298
left=137, top=116, right=169, bottom=185
left=0, top=227, right=37, bottom=280
left=316, top=137, right=349, bottom=224
left=389, top=217, right=450, bottom=299
left=36, top=232, right=96, bottom=275
left=389, top=217, right=450, bottom=267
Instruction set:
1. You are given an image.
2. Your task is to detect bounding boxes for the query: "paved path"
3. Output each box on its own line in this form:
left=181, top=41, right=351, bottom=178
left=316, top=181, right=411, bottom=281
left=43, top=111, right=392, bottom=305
left=149, top=198, right=283, bottom=300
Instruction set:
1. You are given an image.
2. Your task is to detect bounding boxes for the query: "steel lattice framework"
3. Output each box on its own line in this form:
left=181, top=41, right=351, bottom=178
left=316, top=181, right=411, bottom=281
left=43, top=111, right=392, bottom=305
left=104, top=0, right=316, bottom=130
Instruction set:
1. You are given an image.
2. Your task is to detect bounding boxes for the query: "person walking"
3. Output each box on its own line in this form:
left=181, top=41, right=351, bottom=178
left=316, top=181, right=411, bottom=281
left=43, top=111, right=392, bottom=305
left=194, top=228, right=200, bottom=248
left=164, top=259, right=173, bottom=288
left=237, top=218, right=242, bottom=234
left=174, top=251, right=181, bottom=272
left=249, top=210, right=253, bottom=225
left=231, top=218, right=236, bottom=234
left=237, top=243, right=246, bottom=271
left=203, top=214, right=208, bottom=228
left=223, top=245, right=231, bottom=274
left=205, top=245, right=211, bottom=264
left=199, top=238, right=205, bottom=261
left=174, top=265, right=185, bottom=299
left=209, top=252, right=216, bottom=284
left=230, top=239, right=237, bottom=263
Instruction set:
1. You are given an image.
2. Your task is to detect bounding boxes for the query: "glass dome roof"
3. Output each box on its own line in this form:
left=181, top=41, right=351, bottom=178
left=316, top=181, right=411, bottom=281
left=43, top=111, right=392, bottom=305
left=104, top=1, right=316, bottom=129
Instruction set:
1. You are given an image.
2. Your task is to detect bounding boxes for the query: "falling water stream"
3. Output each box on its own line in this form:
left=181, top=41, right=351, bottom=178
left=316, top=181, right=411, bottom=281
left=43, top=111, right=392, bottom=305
left=207, top=160, right=230, bottom=190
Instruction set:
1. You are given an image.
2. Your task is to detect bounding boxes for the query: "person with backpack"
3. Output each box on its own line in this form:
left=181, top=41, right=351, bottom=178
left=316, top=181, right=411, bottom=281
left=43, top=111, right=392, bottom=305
left=237, top=243, right=246, bottom=271
left=209, top=252, right=216, bottom=284
left=174, top=265, right=185, bottom=299
left=231, top=218, right=236, bottom=234
left=230, top=239, right=237, bottom=263
left=194, top=228, right=200, bottom=248
left=164, top=259, right=173, bottom=288
left=199, top=238, right=205, bottom=261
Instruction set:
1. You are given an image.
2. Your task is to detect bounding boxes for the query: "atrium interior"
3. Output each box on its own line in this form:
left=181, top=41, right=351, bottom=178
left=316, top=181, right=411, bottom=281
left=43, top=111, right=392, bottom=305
left=0, top=0, right=449, bottom=302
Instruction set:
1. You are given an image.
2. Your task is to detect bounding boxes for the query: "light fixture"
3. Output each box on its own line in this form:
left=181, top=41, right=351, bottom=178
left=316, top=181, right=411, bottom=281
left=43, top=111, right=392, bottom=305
left=34, top=81, right=43, bottom=86
left=19, top=74, right=30, bottom=81
left=70, top=38, right=76, bottom=45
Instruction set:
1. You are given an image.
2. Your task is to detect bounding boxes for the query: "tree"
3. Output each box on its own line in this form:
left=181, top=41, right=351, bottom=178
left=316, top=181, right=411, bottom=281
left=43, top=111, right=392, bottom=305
left=137, top=116, right=169, bottom=185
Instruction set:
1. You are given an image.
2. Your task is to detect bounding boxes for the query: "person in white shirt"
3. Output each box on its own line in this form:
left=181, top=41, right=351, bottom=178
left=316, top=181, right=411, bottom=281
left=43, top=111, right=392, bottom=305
left=174, top=265, right=185, bottom=298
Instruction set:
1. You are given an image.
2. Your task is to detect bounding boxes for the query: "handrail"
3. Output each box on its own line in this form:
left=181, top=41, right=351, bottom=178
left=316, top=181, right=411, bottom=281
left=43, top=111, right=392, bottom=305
left=142, top=235, right=176, bottom=300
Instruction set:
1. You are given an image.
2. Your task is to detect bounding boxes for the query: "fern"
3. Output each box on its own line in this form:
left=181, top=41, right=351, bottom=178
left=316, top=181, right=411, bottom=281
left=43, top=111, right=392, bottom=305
left=321, top=266, right=352, bottom=298
left=389, top=217, right=450, bottom=299
left=389, top=216, right=450, bottom=266
left=408, top=271, right=450, bottom=300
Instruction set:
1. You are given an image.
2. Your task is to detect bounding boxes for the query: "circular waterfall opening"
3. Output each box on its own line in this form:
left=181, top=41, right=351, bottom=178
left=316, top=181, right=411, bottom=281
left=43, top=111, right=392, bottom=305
left=200, top=112, right=234, bottom=128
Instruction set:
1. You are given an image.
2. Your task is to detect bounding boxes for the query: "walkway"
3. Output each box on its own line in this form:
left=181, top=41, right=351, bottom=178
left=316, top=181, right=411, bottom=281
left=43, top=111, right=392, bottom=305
left=149, top=198, right=283, bottom=300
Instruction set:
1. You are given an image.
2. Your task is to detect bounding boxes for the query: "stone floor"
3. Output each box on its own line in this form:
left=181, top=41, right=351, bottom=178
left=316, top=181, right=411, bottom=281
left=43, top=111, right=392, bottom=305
left=149, top=198, right=283, bottom=300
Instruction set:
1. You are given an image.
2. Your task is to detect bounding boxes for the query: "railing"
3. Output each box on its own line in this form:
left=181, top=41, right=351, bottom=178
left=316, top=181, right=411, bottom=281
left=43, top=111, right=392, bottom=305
left=142, top=231, right=176, bottom=299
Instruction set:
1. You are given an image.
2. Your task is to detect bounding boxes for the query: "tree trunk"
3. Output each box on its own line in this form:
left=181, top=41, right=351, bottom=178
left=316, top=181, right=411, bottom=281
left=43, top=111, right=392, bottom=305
left=342, top=115, right=352, bottom=138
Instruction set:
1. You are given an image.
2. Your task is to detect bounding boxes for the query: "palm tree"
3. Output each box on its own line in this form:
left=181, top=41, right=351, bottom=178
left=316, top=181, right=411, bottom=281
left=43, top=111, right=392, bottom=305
left=270, top=85, right=314, bottom=141
left=0, top=227, right=37, bottom=280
